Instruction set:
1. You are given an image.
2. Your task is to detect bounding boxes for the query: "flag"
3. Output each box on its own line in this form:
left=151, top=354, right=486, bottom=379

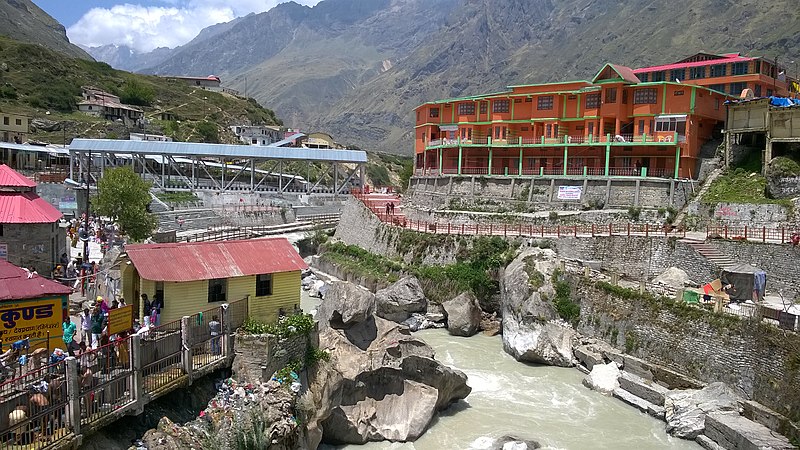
left=792, top=81, right=800, bottom=94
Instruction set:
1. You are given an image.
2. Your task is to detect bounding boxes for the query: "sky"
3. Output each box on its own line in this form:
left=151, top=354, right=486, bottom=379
left=34, top=0, right=321, bottom=52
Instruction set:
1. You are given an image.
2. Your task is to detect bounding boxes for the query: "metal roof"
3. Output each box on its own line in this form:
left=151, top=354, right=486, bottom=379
left=69, top=138, right=368, bottom=163
left=0, top=164, right=35, bottom=188
left=0, top=192, right=64, bottom=223
left=0, top=259, right=72, bottom=300
left=125, top=238, right=308, bottom=282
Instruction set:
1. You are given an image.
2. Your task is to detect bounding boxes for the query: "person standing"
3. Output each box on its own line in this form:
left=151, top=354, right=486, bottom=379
left=79, top=308, right=92, bottom=344
left=62, top=317, right=76, bottom=351
left=90, top=308, right=105, bottom=349
left=209, top=315, right=221, bottom=355
left=141, top=294, right=152, bottom=326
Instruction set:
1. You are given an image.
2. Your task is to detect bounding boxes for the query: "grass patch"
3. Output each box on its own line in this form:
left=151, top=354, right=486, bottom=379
left=552, top=269, right=580, bottom=325
left=155, top=191, right=199, bottom=204
left=702, top=168, right=791, bottom=206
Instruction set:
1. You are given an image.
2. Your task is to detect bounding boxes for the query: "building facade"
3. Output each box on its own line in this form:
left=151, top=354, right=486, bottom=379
left=0, top=165, right=65, bottom=272
left=230, top=125, right=284, bottom=146
left=0, top=113, right=29, bottom=144
left=415, top=61, right=731, bottom=180
left=78, top=87, right=143, bottom=126
left=121, top=238, right=307, bottom=324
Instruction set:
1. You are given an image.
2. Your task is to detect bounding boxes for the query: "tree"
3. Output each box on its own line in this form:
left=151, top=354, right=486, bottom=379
left=119, top=79, right=155, bottom=106
left=94, top=167, right=157, bottom=242
left=195, top=121, right=219, bottom=143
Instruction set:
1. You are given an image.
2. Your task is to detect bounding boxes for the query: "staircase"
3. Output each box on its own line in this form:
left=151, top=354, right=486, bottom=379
left=355, top=192, right=407, bottom=225
left=149, top=192, right=171, bottom=213
left=681, top=240, right=735, bottom=270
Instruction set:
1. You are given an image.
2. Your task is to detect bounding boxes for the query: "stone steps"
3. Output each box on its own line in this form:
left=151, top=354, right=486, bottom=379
left=682, top=240, right=735, bottom=269
left=704, top=412, right=795, bottom=450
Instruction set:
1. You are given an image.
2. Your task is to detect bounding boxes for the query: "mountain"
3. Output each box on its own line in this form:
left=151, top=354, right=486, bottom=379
left=141, top=0, right=800, bottom=154
left=0, top=0, right=91, bottom=60
left=82, top=44, right=173, bottom=73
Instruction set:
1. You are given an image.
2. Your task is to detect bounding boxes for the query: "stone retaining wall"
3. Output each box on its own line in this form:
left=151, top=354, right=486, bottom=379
left=234, top=326, right=319, bottom=382
left=576, top=278, right=800, bottom=427
left=709, top=240, right=800, bottom=301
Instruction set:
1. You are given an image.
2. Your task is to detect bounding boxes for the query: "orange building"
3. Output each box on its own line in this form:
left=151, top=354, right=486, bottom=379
left=414, top=53, right=798, bottom=180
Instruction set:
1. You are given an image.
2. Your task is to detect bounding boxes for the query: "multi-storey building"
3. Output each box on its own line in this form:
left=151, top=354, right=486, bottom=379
left=0, top=112, right=29, bottom=144
left=414, top=53, right=797, bottom=180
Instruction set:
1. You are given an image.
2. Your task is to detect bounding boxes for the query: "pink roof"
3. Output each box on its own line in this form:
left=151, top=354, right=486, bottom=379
left=125, top=238, right=308, bottom=282
left=0, top=164, right=35, bottom=188
left=634, top=55, right=756, bottom=74
left=0, top=259, right=71, bottom=300
left=0, top=192, right=62, bottom=223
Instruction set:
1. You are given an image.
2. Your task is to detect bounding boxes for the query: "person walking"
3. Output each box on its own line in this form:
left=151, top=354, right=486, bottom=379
left=79, top=308, right=92, bottom=345
left=62, top=317, right=76, bottom=352
left=209, top=315, right=221, bottom=355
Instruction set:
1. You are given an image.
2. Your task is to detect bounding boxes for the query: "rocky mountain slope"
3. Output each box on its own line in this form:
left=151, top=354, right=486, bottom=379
left=0, top=0, right=91, bottom=60
left=116, top=0, right=800, bottom=154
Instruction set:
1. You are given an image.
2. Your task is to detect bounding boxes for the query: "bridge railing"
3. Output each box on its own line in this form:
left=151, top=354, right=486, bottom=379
left=79, top=335, right=135, bottom=427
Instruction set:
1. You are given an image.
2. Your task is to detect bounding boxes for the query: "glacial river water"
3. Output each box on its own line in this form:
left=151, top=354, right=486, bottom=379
left=322, top=329, right=699, bottom=450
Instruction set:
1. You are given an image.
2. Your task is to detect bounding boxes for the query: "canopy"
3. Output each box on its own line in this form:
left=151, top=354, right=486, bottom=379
left=721, top=263, right=766, bottom=302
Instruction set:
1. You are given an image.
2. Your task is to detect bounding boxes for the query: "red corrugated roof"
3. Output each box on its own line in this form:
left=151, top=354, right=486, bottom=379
left=0, top=164, right=35, bottom=188
left=125, top=238, right=308, bottom=282
left=0, top=192, right=62, bottom=223
left=633, top=55, right=756, bottom=74
left=0, top=259, right=71, bottom=300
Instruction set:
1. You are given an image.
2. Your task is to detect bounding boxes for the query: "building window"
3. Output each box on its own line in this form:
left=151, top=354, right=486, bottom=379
left=256, top=274, right=273, bottom=296
left=729, top=82, right=747, bottom=95
left=0, top=224, right=3, bottom=236
left=622, top=90, right=628, bottom=104
left=493, top=100, right=510, bottom=113
left=208, top=279, right=227, bottom=303
left=525, top=97, right=532, bottom=102
left=754, top=60, right=761, bottom=74
left=754, top=84, right=762, bottom=97
left=655, top=116, right=686, bottom=133
left=15, top=119, right=21, bottom=126
left=767, top=89, right=773, bottom=97
left=480, top=102, right=487, bottom=114
left=639, top=72, right=649, bottom=82
left=633, top=88, right=658, bottom=104
left=545, top=124, right=552, bottom=138
left=429, top=108, right=439, bottom=118
left=651, top=71, right=665, bottom=82
left=731, top=62, right=748, bottom=75
left=2, top=117, right=7, bottom=125
left=670, top=69, right=686, bottom=82
left=458, top=103, right=475, bottom=115
left=537, top=96, right=554, bottom=110
left=514, top=98, right=522, bottom=103
left=708, top=84, right=726, bottom=93
left=585, top=93, right=600, bottom=109
left=604, top=88, right=617, bottom=104
left=587, top=122, right=594, bottom=136
left=710, top=64, right=727, bottom=77
left=638, top=120, right=645, bottom=135
left=690, top=66, right=705, bottom=79
left=416, top=111, right=420, bottom=121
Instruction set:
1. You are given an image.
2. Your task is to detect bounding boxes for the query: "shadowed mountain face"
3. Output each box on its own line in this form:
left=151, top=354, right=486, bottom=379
left=0, top=0, right=92, bottom=60
left=96, top=0, right=800, bottom=153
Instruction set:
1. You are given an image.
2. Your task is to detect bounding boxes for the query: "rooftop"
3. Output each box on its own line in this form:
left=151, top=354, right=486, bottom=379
left=125, top=238, right=308, bottom=282
left=0, top=259, right=72, bottom=301
left=0, top=164, right=35, bottom=188
left=0, top=191, right=63, bottom=223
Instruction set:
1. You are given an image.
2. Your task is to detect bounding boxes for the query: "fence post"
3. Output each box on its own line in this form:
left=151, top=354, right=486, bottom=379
left=504, top=223, right=507, bottom=237
left=461, top=224, right=464, bottom=235
left=645, top=223, right=649, bottom=237
left=591, top=223, right=595, bottom=237
left=608, top=223, right=612, bottom=236
left=181, top=316, right=193, bottom=380
left=781, top=227, right=785, bottom=244
left=222, top=303, right=234, bottom=359
left=762, top=226, right=766, bottom=243
left=574, top=225, right=577, bottom=237
left=557, top=225, right=561, bottom=238
left=65, top=356, right=81, bottom=436
left=130, top=334, right=144, bottom=413
left=724, top=226, right=728, bottom=240
left=447, top=223, right=451, bottom=234
left=627, top=223, right=631, bottom=236
left=744, top=225, right=748, bottom=240
left=489, top=224, right=493, bottom=235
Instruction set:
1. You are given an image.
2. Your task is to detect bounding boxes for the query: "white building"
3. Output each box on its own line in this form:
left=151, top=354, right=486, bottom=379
left=230, top=125, right=284, bottom=146
left=129, top=132, right=172, bottom=142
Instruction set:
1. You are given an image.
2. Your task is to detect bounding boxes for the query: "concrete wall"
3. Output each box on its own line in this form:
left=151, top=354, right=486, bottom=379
left=234, top=325, right=318, bottom=382
left=576, top=278, right=800, bottom=422
left=0, top=222, right=66, bottom=272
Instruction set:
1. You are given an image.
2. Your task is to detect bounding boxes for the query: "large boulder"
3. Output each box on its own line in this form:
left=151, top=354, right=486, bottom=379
left=582, top=362, right=621, bottom=395
left=375, top=276, right=427, bottom=322
left=491, top=435, right=542, bottom=450
left=315, top=289, right=471, bottom=445
left=317, top=281, right=375, bottom=328
left=652, top=267, right=691, bottom=288
left=501, top=249, right=576, bottom=367
left=664, top=382, right=742, bottom=439
left=442, top=292, right=482, bottom=337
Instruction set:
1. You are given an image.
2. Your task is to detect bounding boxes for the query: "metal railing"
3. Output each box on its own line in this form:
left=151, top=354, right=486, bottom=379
left=707, top=225, right=800, bottom=244
left=187, top=307, right=226, bottom=370
left=79, top=336, right=134, bottom=426
left=226, top=297, right=249, bottom=332
left=141, top=320, right=183, bottom=396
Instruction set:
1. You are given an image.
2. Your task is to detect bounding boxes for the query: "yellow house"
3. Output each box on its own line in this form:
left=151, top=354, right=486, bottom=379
left=121, top=238, right=308, bottom=325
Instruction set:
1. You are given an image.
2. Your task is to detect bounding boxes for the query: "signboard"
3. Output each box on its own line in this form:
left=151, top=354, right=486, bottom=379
left=0, top=298, right=63, bottom=350
left=0, top=244, right=7, bottom=260
left=58, top=196, right=78, bottom=210
left=557, top=186, right=583, bottom=200
left=107, top=305, right=134, bottom=336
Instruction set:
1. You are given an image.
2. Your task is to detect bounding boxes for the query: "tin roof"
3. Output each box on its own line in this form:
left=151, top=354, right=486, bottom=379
left=125, top=238, right=308, bottom=282
left=0, top=164, right=36, bottom=188
left=0, top=259, right=72, bottom=300
left=0, top=191, right=63, bottom=223
left=633, top=55, right=756, bottom=74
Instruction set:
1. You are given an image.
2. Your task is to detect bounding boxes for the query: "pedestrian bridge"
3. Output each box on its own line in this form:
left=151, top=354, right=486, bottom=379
left=0, top=297, right=250, bottom=449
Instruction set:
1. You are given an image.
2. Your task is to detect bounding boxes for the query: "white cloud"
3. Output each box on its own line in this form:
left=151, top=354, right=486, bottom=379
left=68, top=0, right=321, bottom=53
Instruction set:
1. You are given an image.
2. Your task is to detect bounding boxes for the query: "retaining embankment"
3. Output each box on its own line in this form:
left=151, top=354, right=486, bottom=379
left=574, top=276, right=800, bottom=438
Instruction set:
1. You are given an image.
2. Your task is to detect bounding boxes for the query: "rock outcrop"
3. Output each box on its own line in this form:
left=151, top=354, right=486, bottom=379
left=664, top=382, right=742, bottom=439
left=442, top=292, right=482, bottom=337
left=375, top=276, right=427, bottom=322
left=582, top=362, right=621, bottom=395
left=317, top=281, right=375, bottom=328
left=501, top=249, right=576, bottom=367
left=491, top=435, right=542, bottom=449
left=311, top=281, right=471, bottom=445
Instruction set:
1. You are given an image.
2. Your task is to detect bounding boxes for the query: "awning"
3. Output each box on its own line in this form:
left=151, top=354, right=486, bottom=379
left=655, top=114, right=688, bottom=121
left=438, top=125, right=459, bottom=132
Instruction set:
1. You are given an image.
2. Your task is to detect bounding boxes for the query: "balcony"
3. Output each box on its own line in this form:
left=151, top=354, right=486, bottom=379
left=416, top=165, right=674, bottom=179
left=424, top=133, right=680, bottom=150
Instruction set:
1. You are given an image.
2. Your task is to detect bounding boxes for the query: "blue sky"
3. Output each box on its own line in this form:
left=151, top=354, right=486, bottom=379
left=33, top=0, right=321, bottom=52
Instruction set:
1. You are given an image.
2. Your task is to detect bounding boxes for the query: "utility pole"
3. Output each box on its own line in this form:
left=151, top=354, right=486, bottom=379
left=83, top=151, right=90, bottom=262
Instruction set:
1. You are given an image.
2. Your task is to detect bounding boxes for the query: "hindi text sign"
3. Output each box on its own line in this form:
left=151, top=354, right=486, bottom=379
left=0, top=298, right=62, bottom=350
left=107, top=305, right=133, bottom=336
left=557, top=186, right=582, bottom=200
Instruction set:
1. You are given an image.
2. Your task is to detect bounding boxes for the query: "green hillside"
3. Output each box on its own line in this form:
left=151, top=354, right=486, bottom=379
left=0, top=36, right=281, bottom=145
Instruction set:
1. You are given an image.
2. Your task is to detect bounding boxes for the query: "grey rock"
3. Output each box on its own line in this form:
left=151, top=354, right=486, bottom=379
left=317, top=281, right=375, bottom=328
left=375, top=276, right=427, bottom=322
left=618, top=371, right=670, bottom=406
left=425, top=302, right=446, bottom=322
left=30, top=118, right=62, bottom=132
left=582, top=362, right=620, bottom=395
left=703, top=411, right=794, bottom=450
left=442, top=292, right=482, bottom=337
left=664, top=382, right=742, bottom=439
left=491, top=435, right=542, bottom=449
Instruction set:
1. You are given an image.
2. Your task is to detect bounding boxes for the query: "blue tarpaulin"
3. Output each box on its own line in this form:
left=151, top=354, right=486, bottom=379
left=769, top=96, right=797, bottom=107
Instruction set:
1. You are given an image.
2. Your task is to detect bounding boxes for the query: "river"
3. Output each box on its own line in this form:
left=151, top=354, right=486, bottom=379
left=321, top=329, right=698, bottom=450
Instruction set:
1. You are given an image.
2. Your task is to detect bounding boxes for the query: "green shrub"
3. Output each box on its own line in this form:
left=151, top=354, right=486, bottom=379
left=366, top=163, right=391, bottom=187
left=549, top=211, right=559, bottom=221
left=627, top=206, right=641, bottom=221
left=196, top=121, right=219, bottom=143
left=242, top=313, right=315, bottom=338
left=552, top=270, right=580, bottom=325
left=119, top=79, right=155, bottom=106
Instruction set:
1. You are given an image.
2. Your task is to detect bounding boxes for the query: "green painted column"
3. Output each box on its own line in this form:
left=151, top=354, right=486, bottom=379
left=674, top=146, right=681, bottom=178
left=511, top=97, right=515, bottom=120
left=604, top=144, right=611, bottom=176
left=563, top=147, right=568, bottom=176
left=518, top=148, right=523, bottom=175
left=662, top=84, right=667, bottom=114
left=690, top=86, right=697, bottom=113
left=458, top=146, right=463, bottom=175
left=488, top=148, right=493, bottom=175
left=438, top=149, right=443, bottom=175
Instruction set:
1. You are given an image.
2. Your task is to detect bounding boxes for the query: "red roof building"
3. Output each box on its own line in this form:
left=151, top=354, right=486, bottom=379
left=0, top=259, right=71, bottom=301
left=121, top=238, right=308, bottom=323
left=0, top=164, right=35, bottom=188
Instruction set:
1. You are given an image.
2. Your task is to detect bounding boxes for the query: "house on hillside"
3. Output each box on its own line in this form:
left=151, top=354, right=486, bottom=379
left=0, top=164, right=65, bottom=271
left=78, top=86, right=143, bottom=126
left=167, top=75, right=222, bottom=89
left=301, top=132, right=344, bottom=149
left=0, top=112, right=29, bottom=144
left=230, top=125, right=284, bottom=146
left=120, top=238, right=307, bottom=325
left=0, top=259, right=71, bottom=350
